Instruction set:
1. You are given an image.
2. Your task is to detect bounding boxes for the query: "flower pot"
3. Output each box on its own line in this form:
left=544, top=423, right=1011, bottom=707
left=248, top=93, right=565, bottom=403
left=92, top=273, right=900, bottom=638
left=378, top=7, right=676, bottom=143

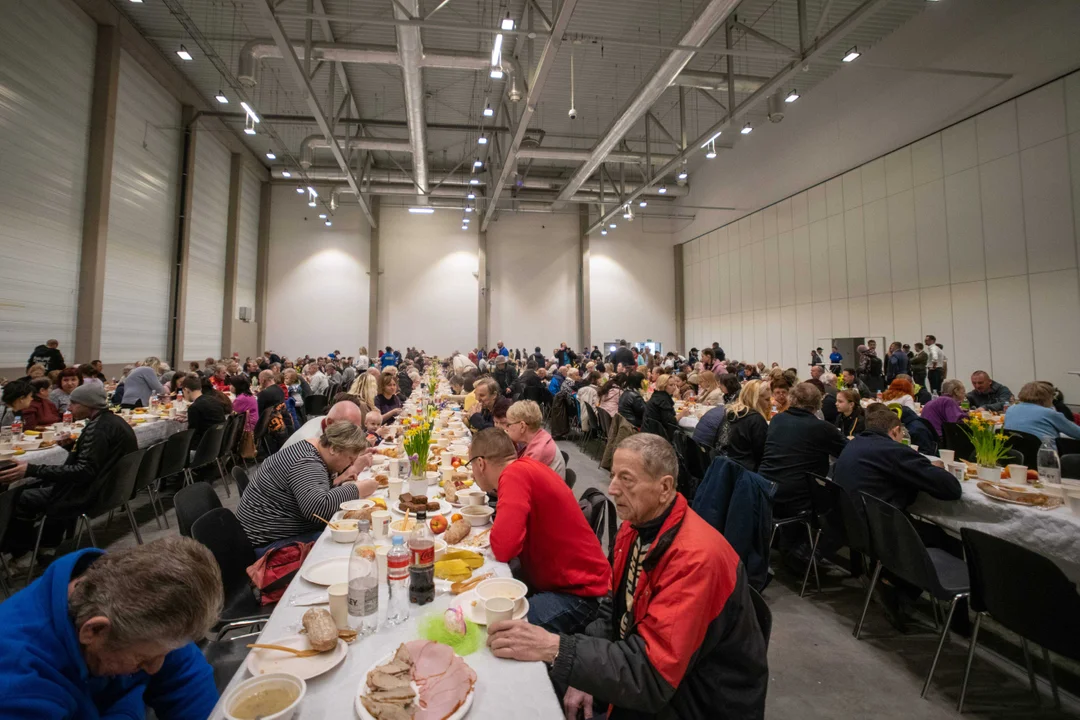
left=408, top=475, right=427, bottom=498
left=977, top=465, right=1002, bottom=483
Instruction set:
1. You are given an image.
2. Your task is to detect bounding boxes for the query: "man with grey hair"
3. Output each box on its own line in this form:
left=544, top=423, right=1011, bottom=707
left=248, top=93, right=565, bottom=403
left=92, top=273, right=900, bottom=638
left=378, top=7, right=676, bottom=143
left=468, top=376, right=509, bottom=431
left=0, top=537, right=223, bottom=717
left=487, top=434, right=768, bottom=719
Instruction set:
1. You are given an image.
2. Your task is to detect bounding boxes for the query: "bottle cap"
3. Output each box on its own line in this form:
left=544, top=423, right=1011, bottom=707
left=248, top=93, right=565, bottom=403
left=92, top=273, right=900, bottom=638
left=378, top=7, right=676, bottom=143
left=392, top=535, right=404, bottom=545
left=358, top=519, right=370, bottom=532
left=416, top=510, right=427, bottom=520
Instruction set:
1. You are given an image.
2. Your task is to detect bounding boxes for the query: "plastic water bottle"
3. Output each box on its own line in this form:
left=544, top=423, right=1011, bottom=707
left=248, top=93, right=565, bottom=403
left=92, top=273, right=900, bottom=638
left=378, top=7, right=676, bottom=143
left=386, top=535, right=410, bottom=626
left=11, top=415, right=23, bottom=440
left=349, top=519, right=379, bottom=635
left=150, top=393, right=159, bottom=412
left=409, top=510, right=435, bottom=606
left=1037, top=437, right=1061, bottom=485
left=62, top=409, right=73, bottom=427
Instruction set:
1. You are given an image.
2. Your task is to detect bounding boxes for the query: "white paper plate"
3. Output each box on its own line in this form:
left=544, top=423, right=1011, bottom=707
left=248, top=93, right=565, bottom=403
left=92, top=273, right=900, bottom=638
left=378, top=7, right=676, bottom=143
left=300, top=556, right=350, bottom=586
left=354, top=648, right=475, bottom=720
left=390, top=498, right=453, bottom=517
left=340, top=498, right=376, bottom=512
left=454, top=589, right=529, bottom=626
left=246, top=634, right=347, bottom=680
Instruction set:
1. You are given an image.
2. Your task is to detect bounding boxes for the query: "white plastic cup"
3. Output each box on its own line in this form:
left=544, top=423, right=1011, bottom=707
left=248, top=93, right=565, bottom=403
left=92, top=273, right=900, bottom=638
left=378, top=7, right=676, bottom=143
left=376, top=545, right=390, bottom=583
left=370, top=509, right=391, bottom=538
left=388, top=479, right=403, bottom=502
left=484, top=597, right=515, bottom=626
left=389, top=458, right=399, bottom=479
left=328, top=583, right=349, bottom=629
left=939, top=449, right=955, bottom=464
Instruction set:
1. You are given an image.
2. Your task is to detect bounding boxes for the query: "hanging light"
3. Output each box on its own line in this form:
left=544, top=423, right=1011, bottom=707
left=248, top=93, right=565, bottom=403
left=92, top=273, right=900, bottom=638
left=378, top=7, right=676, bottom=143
left=215, top=90, right=228, bottom=104
left=483, top=103, right=494, bottom=118
left=705, top=140, right=717, bottom=159
left=467, top=191, right=476, bottom=200
left=478, top=134, right=488, bottom=145
left=677, top=168, right=689, bottom=181
left=785, top=89, right=800, bottom=103
left=319, top=213, right=327, bottom=219
left=463, top=217, right=470, bottom=224
left=600, top=229, right=608, bottom=235
left=462, top=224, right=469, bottom=230
left=240, top=102, right=260, bottom=124
left=244, top=114, right=256, bottom=135
left=700, top=131, right=722, bottom=149
left=408, top=207, right=435, bottom=214
left=307, top=186, right=318, bottom=197
left=609, top=222, right=617, bottom=229
left=741, top=123, right=753, bottom=135
left=307, top=187, right=317, bottom=207
left=465, top=206, right=474, bottom=213
left=473, top=158, right=483, bottom=168
left=842, top=46, right=861, bottom=62
left=296, top=185, right=304, bottom=194
left=176, top=45, right=193, bottom=61
left=491, top=33, right=503, bottom=68
left=282, top=170, right=292, bottom=178
left=639, top=199, right=648, bottom=208
left=658, top=183, right=667, bottom=194
left=470, top=177, right=480, bottom=185
left=266, top=150, right=276, bottom=160
left=325, top=220, right=332, bottom=227
left=490, top=68, right=504, bottom=80
left=501, top=13, right=515, bottom=31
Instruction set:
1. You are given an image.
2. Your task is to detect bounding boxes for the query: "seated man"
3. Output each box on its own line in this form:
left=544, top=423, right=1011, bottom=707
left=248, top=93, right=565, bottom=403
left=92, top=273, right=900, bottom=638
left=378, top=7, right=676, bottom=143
left=469, top=429, right=609, bottom=633
left=0, top=378, right=34, bottom=427
left=0, top=538, right=223, bottom=718
left=0, top=385, right=137, bottom=557
left=486, top=434, right=768, bottom=719
left=468, top=377, right=511, bottom=431
left=966, top=370, right=1012, bottom=411
left=178, top=375, right=225, bottom=451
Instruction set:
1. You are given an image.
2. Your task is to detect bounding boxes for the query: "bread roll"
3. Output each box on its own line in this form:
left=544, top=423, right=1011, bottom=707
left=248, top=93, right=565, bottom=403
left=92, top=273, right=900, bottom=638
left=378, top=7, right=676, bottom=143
left=444, top=519, right=471, bottom=545
left=303, top=608, right=339, bottom=652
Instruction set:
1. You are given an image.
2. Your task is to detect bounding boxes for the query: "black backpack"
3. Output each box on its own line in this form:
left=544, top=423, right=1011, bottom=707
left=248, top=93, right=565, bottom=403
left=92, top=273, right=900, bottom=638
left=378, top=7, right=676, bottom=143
left=579, top=488, right=618, bottom=562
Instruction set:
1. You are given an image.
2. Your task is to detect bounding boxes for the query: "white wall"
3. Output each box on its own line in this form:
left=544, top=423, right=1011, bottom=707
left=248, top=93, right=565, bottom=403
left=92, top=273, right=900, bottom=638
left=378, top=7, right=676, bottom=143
left=592, top=217, right=676, bottom=353
left=266, top=185, right=370, bottom=358
left=682, top=70, right=1080, bottom=398
left=236, top=166, right=261, bottom=317
left=488, top=212, right=579, bottom=352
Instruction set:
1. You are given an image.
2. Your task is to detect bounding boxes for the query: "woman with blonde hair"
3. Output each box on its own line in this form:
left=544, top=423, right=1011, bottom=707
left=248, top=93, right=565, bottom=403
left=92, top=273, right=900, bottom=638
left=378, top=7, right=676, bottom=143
left=718, top=379, right=771, bottom=472
left=351, top=369, right=379, bottom=409
left=642, top=374, right=685, bottom=439
left=696, top=370, right=725, bottom=406
left=504, top=400, right=566, bottom=479
left=119, top=356, right=164, bottom=409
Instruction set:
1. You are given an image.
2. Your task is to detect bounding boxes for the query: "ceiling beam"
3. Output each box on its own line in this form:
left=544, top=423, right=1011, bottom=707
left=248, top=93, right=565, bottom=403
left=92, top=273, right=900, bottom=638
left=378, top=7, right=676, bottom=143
left=584, top=0, right=893, bottom=234
left=479, top=0, right=579, bottom=231
left=731, top=20, right=796, bottom=55
left=393, top=0, right=429, bottom=196
left=254, top=0, right=375, bottom=226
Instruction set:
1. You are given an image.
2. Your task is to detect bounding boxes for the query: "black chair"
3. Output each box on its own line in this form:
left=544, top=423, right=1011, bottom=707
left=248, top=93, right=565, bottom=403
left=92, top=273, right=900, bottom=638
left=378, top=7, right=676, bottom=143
left=231, top=466, right=251, bottom=497
left=157, top=428, right=195, bottom=490
left=174, top=482, right=222, bottom=538
left=579, top=487, right=617, bottom=559
left=1005, top=429, right=1043, bottom=471
left=857, top=493, right=970, bottom=699
left=580, top=402, right=602, bottom=454
left=185, top=423, right=228, bottom=494
left=749, top=586, right=772, bottom=649
left=814, top=474, right=871, bottom=579
left=1062, top=454, right=1080, bottom=479
left=132, top=441, right=167, bottom=529
left=0, top=486, right=22, bottom=597
left=305, top=394, right=328, bottom=416
left=957, top=528, right=1080, bottom=712
left=564, top=467, right=577, bottom=490
left=1056, top=437, right=1080, bottom=457
left=942, top=421, right=976, bottom=462
left=560, top=450, right=570, bottom=467
left=190, top=507, right=268, bottom=622
left=595, top=407, right=613, bottom=467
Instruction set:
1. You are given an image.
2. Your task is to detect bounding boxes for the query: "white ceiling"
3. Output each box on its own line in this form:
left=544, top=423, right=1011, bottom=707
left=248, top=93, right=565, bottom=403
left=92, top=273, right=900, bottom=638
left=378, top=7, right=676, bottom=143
left=671, top=0, right=1080, bottom=244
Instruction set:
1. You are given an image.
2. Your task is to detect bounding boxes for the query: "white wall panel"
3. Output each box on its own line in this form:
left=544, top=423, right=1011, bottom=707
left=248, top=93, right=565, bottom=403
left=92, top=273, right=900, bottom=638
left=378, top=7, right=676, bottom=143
left=809, top=219, right=830, bottom=302
left=781, top=306, right=798, bottom=370
left=808, top=184, right=827, bottom=223
left=914, top=180, right=949, bottom=288
left=1017, top=81, right=1066, bottom=150
left=867, top=292, right=894, bottom=341
left=979, top=154, right=1027, bottom=279
left=236, top=167, right=261, bottom=316
left=844, top=209, right=867, bottom=298
left=753, top=310, right=767, bottom=365
left=842, top=169, right=863, bottom=211
left=912, top=134, right=944, bottom=187
left=950, top=281, right=992, bottom=382
left=726, top=313, right=742, bottom=360
left=740, top=251, right=754, bottom=312
left=1021, top=136, right=1076, bottom=272
left=718, top=252, right=730, bottom=314
left=183, top=128, right=231, bottom=360
left=763, top=205, right=777, bottom=239
left=100, top=51, right=180, bottom=364
left=848, top=296, right=869, bottom=338
left=752, top=242, right=766, bottom=311
left=942, top=118, right=978, bottom=176
left=1030, top=269, right=1080, bottom=398
left=0, top=1, right=95, bottom=367
left=778, top=232, right=795, bottom=306
left=776, top=198, right=792, bottom=233
left=750, top=212, right=764, bottom=243
left=793, top=226, right=812, bottom=304
left=892, top=289, right=922, bottom=346
left=831, top=299, right=850, bottom=339
left=863, top=199, right=891, bottom=292
left=888, top=190, right=919, bottom=291
left=826, top=177, right=844, bottom=218
left=1067, top=74, right=1080, bottom=135
left=986, top=275, right=1036, bottom=394
left=812, top=301, right=831, bottom=349
left=885, top=147, right=913, bottom=196
left=710, top=255, right=721, bottom=316
left=764, top=236, right=780, bottom=308
left=944, top=168, right=985, bottom=284
left=795, top=304, right=814, bottom=368
left=743, top=310, right=755, bottom=360
left=728, top=247, right=742, bottom=313
left=862, top=158, right=887, bottom=204
left=975, top=101, right=1019, bottom=164
left=791, top=191, right=809, bottom=229
left=827, top=215, right=847, bottom=300
left=767, top=308, right=782, bottom=366
left=919, top=285, right=953, bottom=358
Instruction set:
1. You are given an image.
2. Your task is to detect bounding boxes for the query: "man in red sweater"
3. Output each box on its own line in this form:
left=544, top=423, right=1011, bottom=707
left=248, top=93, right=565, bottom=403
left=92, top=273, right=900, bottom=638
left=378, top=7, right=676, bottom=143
left=469, top=429, right=611, bottom=633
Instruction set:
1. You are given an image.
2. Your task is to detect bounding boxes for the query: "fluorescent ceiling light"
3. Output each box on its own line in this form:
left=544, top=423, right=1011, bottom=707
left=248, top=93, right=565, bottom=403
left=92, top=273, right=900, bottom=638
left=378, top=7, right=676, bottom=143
left=483, top=103, right=494, bottom=118
left=639, top=199, right=648, bottom=208
left=296, top=185, right=304, bottom=194
left=600, top=229, right=607, bottom=235
left=215, top=90, right=228, bottom=104
left=491, top=33, right=503, bottom=67
left=319, top=214, right=327, bottom=219
left=785, top=89, right=800, bottom=103
left=463, top=217, right=470, bottom=223
left=700, top=131, right=722, bottom=149
left=657, top=184, right=667, bottom=194
left=409, top=207, right=436, bottom=214
left=176, top=45, right=192, bottom=61
left=677, top=169, right=688, bottom=180
left=473, top=159, right=483, bottom=168
left=307, top=186, right=318, bottom=197
left=243, top=122, right=256, bottom=136
left=129, top=0, right=143, bottom=3
left=741, top=124, right=753, bottom=135
left=470, top=178, right=480, bottom=185
left=465, top=206, right=474, bottom=212
left=325, top=221, right=332, bottom=226
left=462, top=225, right=468, bottom=230
left=240, top=101, right=260, bottom=123
left=282, top=170, right=292, bottom=178
left=478, top=135, right=488, bottom=145
left=501, top=14, right=515, bottom=31
left=490, top=69, right=504, bottom=79
left=842, top=46, right=860, bottom=62
left=705, top=142, right=717, bottom=159
left=308, top=200, right=316, bottom=207
left=467, top=192, right=476, bottom=200
left=266, top=151, right=276, bottom=160
left=609, top=222, right=617, bottom=229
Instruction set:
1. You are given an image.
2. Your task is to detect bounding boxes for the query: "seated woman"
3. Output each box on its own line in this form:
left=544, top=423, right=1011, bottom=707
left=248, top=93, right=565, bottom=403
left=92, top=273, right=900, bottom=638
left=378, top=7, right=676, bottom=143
left=718, top=372, right=741, bottom=405
left=596, top=374, right=623, bottom=418
left=505, top=400, right=566, bottom=479
left=717, top=379, right=771, bottom=472
left=617, top=372, right=647, bottom=429
left=1004, top=381, right=1080, bottom=440
left=119, top=357, right=165, bottom=409
left=834, top=388, right=865, bottom=438
left=21, top=378, right=61, bottom=430
left=49, top=367, right=81, bottom=415
left=236, top=421, right=375, bottom=552
left=642, top=375, right=685, bottom=440
left=695, top=370, right=725, bottom=406
left=882, top=377, right=918, bottom=411
left=229, top=374, right=259, bottom=433
left=374, top=372, right=403, bottom=423
left=769, top=375, right=791, bottom=415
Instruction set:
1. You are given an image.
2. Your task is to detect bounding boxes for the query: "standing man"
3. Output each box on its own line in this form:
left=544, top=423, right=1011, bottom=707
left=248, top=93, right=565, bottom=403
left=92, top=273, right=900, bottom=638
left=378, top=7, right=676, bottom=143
left=27, top=340, right=65, bottom=373
left=612, top=341, right=635, bottom=372
left=829, top=345, right=843, bottom=374
left=925, top=334, right=945, bottom=395
left=885, top=342, right=910, bottom=384
left=497, top=341, right=510, bottom=357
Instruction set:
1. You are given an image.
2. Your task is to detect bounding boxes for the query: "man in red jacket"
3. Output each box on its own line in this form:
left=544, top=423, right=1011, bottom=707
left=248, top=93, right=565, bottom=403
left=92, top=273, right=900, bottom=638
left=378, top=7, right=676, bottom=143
left=486, top=433, right=768, bottom=720
left=468, top=429, right=610, bottom=633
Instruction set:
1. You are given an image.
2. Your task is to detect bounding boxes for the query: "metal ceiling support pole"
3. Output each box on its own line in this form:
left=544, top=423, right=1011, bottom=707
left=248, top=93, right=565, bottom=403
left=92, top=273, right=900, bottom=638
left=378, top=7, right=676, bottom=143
left=313, top=0, right=363, bottom=121
left=254, top=0, right=375, bottom=226
left=697, top=87, right=727, bottom=110
left=583, top=0, right=892, bottom=234
left=479, top=0, right=579, bottom=231
left=732, top=21, right=796, bottom=55
left=255, top=181, right=271, bottom=355
left=645, top=116, right=652, bottom=184
left=679, top=85, right=687, bottom=150
left=304, top=0, right=313, bottom=79
left=812, top=0, right=836, bottom=41
left=477, top=228, right=489, bottom=350
left=300, top=135, right=412, bottom=167
left=798, top=0, right=808, bottom=53
left=726, top=22, right=736, bottom=120
left=393, top=0, right=429, bottom=197
left=552, top=0, right=741, bottom=208
left=645, top=112, right=679, bottom=149
left=671, top=70, right=773, bottom=92
left=368, top=196, right=381, bottom=352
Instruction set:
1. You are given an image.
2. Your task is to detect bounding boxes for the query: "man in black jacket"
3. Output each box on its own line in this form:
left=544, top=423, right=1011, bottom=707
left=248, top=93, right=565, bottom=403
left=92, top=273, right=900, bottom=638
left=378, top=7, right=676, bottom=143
left=612, top=341, right=636, bottom=372
left=511, top=361, right=543, bottom=400
left=531, top=347, right=546, bottom=368
left=26, top=340, right=65, bottom=373
left=492, top=356, right=517, bottom=396
left=0, top=384, right=137, bottom=555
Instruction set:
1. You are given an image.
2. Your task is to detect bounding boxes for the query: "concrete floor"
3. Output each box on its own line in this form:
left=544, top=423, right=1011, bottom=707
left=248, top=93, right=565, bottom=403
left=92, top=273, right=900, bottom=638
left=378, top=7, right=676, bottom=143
left=5, top=442, right=1078, bottom=719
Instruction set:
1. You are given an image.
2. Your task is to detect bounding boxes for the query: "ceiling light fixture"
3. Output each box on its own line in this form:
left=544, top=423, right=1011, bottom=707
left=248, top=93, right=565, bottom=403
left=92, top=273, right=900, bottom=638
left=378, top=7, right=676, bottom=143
left=700, top=131, right=722, bottom=149
left=307, top=186, right=318, bottom=197
left=244, top=115, right=256, bottom=135
left=215, top=90, right=228, bottom=104
left=600, top=229, right=607, bottom=235
left=609, top=222, right=617, bottom=229
left=176, top=45, right=192, bottom=61
left=307, top=187, right=318, bottom=207
left=705, top=140, right=717, bottom=159
left=462, top=225, right=468, bottom=230
left=465, top=206, right=473, bottom=213
left=463, top=217, right=470, bottom=223
left=282, top=170, right=292, bottom=178
left=240, top=101, right=260, bottom=124
left=483, top=103, right=494, bottom=118
left=325, top=220, right=332, bottom=227
left=308, top=199, right=317, bottom=208
left=473, top=159, right=483, bottom=168
left=490, top=68, right=504, bottom=79
left=842, top=46, right=861, bottom=62
left=501, top=13, right=515, bottom=31
left=639, top=199, right=648, bottom=208
left=295, top=185, right=304, bottom=194
left=470, top=177, right=480, bottom=185
left=741, top=123, right=753, bottom=135
left=785, top=89, right=800, bottom=103
left=266, top=151, right=276, bottom=160
left=491, top=33, right=503, bottom=69
left=478, top=134, right=488, bottom=145
left=467, top=191, right=476, bottom=200
left=408, top=207, right=435, bottom=214
left=129, top=0, right=143, bottom=3
left=319, top=213, right=327, bottom=219
left=658, top=184, right=667, bottom=194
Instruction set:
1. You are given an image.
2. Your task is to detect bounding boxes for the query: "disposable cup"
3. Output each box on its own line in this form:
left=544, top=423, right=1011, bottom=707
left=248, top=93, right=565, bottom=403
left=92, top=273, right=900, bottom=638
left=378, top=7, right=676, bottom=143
left=328, top=583, right=349, bottom=629
left=484, top=597, right=515, bottom=626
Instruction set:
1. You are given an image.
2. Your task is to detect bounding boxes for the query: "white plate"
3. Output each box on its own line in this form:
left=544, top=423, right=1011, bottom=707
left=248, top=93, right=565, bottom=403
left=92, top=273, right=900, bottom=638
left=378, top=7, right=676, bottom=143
left=340, top=498, right=376, bottom=512
left=300, top=556, right=350, bottom=586
left=354, top=648, right=475, bottom=720
left=454, top=589, right=529, bottom=626
left=246, top=634, right=347, bottom=680
left=390, top=498, right=453, bottom=517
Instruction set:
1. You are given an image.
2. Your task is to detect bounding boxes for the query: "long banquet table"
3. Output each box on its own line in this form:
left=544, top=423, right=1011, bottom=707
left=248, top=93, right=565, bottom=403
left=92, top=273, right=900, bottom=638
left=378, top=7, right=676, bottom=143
left=22, top=417, right=186, bottom=466
left=210, top=475, right=563, bottom=719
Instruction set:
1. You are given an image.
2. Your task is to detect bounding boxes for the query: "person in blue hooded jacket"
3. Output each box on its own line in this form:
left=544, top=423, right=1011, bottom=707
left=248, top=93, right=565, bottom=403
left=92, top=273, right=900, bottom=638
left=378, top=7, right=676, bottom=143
left=0, top=537, right=223, bottom=719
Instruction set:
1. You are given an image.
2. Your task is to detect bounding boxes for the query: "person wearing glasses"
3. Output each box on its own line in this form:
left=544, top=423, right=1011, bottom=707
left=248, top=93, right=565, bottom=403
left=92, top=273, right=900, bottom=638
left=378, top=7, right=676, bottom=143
left=502, top=400, right=566, bottom=480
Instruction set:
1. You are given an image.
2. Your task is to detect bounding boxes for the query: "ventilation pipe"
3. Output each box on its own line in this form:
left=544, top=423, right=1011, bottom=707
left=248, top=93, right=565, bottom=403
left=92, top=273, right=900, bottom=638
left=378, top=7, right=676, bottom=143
left=299, top=135, right=413, bottom=168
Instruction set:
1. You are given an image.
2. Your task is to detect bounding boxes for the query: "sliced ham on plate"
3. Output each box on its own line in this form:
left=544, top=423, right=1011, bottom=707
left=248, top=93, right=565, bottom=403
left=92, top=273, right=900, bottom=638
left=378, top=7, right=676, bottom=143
left=403, top=640, right=476, bottom=720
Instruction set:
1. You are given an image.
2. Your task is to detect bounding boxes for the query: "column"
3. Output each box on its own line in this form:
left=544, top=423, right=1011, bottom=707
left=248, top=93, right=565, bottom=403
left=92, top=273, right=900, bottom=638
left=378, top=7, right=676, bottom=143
left=75, top=24, right=121, bottom=362
left=221, top=154, right=243, bottom=357
left=578, top=205, right=591, bottom=350
left=168, top=106, right=198, bottom=366
left=477, top=229, right=489, bottom=349
left=255, top=181, right=271, bottom=354
left=368, top=196, right=381, bottom=353
left=674, top=244, right=686, bottom=353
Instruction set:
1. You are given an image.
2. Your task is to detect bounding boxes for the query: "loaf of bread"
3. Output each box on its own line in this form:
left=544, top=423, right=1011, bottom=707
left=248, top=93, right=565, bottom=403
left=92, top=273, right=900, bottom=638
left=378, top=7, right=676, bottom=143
left=444, top=519, right=471, bottom=545
left=303, top=608, right=339, bottom=652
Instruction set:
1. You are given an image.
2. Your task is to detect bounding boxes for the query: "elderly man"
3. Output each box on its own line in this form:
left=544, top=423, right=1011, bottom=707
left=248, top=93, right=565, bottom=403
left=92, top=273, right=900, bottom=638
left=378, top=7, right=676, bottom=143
left=487, top=434, right=768, bottom=719
left=306, top=362, right=329, bottom=396
left=0, top=384, right=137, bottom=556
left=492, top=355, right=517, bottom=396
left=0, top=538, right=223, bottom=718
left=468, top=376, right=510, bottom=431
left=470, top=429, right=609, bottom=632
left=256, top=369, right=285, bottom=416
left=967, top=371, right=1012, bottom=411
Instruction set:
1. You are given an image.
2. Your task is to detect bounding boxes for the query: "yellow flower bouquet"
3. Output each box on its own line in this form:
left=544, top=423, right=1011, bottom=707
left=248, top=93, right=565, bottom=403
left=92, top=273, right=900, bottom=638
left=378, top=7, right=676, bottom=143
left=960, top=415, right=1011, bottom=470
left=403, top=421, right=432, bottom=478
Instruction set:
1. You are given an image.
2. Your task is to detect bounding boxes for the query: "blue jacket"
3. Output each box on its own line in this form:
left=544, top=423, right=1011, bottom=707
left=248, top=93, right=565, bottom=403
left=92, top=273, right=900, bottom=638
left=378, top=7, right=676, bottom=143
left=0, top=549, right=217, bottom=720
left=548, top=374, right=563, bottom=395
left=691, top=456, right=776, bottom=591
left=380, top=353, right=397, bottom=369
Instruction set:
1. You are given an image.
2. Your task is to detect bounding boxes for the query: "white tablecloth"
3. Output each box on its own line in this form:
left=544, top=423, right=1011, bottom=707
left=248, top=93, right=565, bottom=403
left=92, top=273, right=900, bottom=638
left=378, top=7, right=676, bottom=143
left=210, top=479, right=563, bottom=719
left=22, top=418, right=186, bottom=466
left=678, top=416, right=699, bottom=430
left=911, top=481, right=1080, bottom=582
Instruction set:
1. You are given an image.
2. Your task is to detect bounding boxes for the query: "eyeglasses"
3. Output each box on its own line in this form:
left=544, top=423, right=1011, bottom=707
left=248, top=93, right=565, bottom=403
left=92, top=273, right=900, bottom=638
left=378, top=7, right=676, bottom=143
left=461, top=455, right=484, bottom=468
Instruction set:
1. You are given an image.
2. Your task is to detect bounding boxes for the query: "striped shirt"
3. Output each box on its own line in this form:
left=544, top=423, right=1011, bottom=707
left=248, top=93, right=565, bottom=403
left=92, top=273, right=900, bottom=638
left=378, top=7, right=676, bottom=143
left=236, top=440, right=359, bottom=547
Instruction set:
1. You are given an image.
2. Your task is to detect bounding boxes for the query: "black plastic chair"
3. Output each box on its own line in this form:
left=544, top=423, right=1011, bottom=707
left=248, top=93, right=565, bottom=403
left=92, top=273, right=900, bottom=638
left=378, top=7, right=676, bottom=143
left=0, top=486, right=22, bottom=597
left=580, top=402, right=601, bottom=454
left=580, top=488, right=617, bottom=560
left=564, top=467, right=577, bottom=490
left=157, top=428, right=195, bottom=489
left=132, top=441, right=167, bottom=529
left=1055, top=437, right=1080, bottom=457
left=857, top=493, right=970, bottom=699
left=185, top=423, right=228, bottom=495
left=174, top=482, right=222, bottom=538
left=190, top=507, right=268, bottom=622
left=814, top=474, right=871, bottom=579
left=942, top=421, right=976, bottom=462
left=231, top=466, right=251, bottom=497
left=305, top=394, right=328, bottom=416
left=1005, top=429, right=1043, bottom=471
left=561, top=450, right=570, bottom=467
left=958, top=528, right=1080, bottom=712
left=1062, top=454, right=1080, bottom=479
left=216, top=414, right=243, bottom=476
left=750, top=585, right=772, bottom=649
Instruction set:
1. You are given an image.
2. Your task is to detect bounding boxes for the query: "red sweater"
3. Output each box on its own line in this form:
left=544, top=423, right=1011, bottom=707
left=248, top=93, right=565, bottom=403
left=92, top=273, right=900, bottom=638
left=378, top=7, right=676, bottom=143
left=491, top=458, right=611, bottom=597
